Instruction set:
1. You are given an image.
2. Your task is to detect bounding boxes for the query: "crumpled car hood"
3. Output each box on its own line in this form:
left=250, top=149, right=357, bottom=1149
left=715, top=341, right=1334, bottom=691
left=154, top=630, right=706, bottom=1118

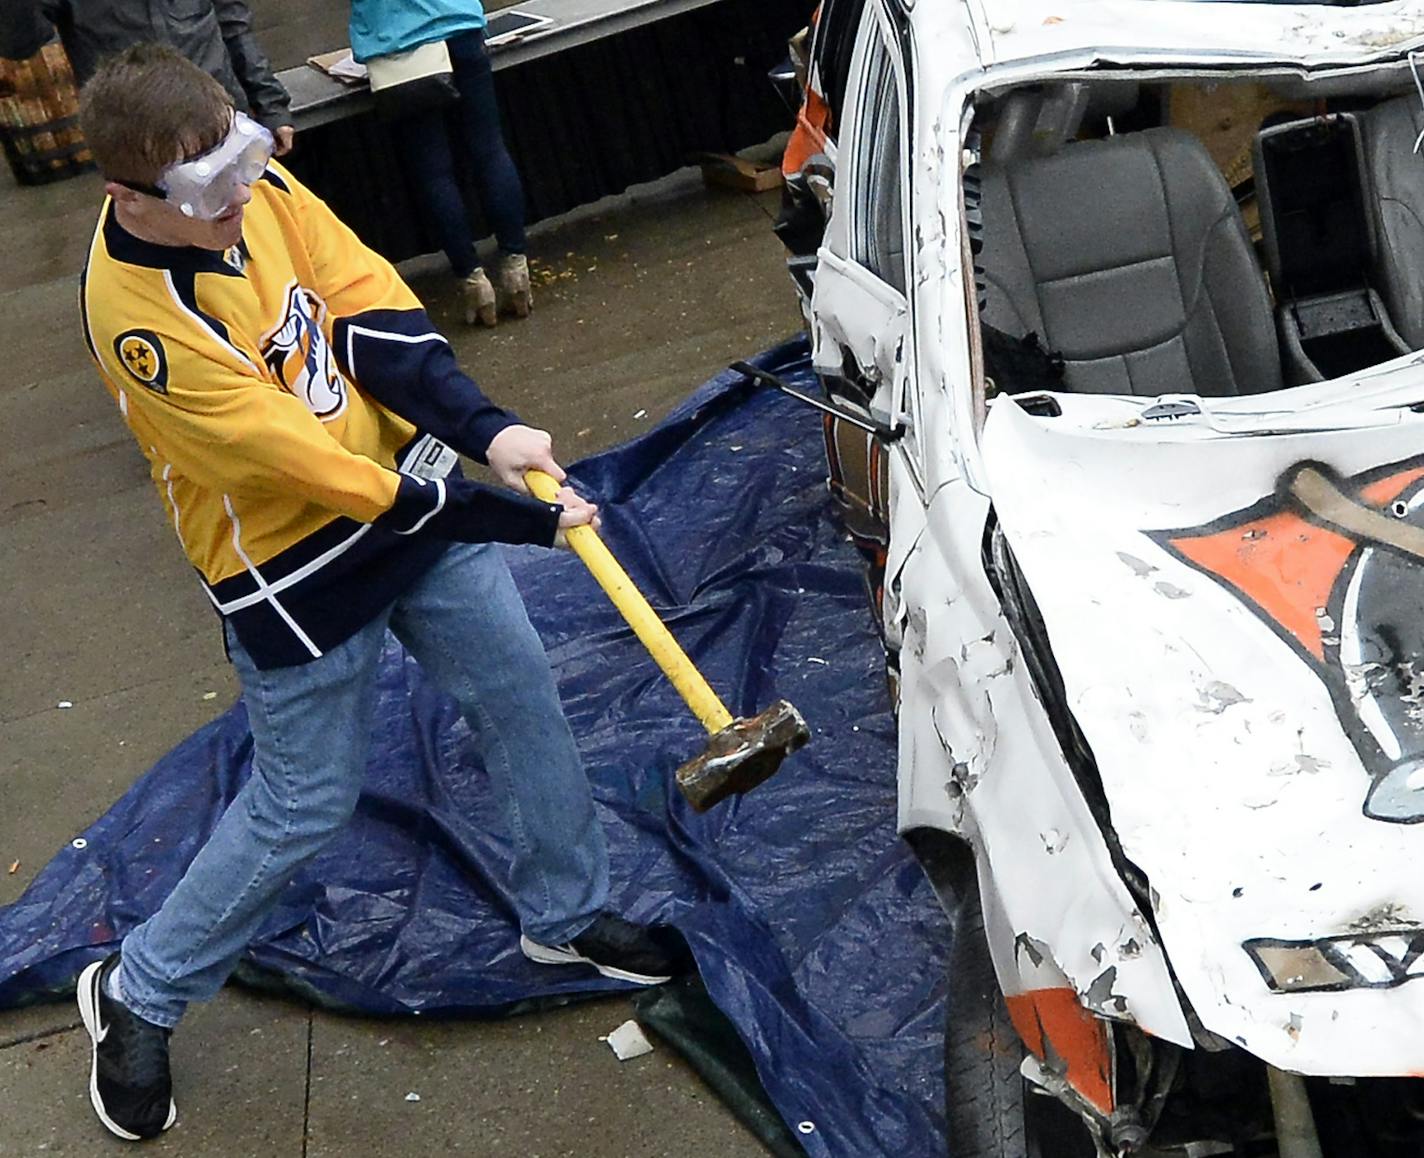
left=981, top=391, right=1424, bottom=1074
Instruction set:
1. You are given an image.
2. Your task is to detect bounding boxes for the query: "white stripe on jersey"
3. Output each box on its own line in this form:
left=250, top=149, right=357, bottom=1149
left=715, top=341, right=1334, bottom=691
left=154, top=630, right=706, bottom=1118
left=203, top=515, right=373, bottom=615
left=394, top=477, right=447, bottom=536
left=344, top=324, right=447, bottom=384
left=163, top=270, right=260, bottom=373
left=221, top=495, right=323, bottom=658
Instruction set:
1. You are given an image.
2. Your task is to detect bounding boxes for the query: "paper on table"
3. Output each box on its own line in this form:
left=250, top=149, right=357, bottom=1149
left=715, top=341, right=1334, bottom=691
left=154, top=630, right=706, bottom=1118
left=307, top=49, right=368, bottom=84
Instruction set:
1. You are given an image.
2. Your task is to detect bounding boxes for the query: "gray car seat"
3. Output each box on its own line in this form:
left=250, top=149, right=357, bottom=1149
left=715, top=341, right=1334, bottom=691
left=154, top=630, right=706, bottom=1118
left=1361, top=96, right=1424, bottom=350
left=978, top=126, right=1282, bottom=397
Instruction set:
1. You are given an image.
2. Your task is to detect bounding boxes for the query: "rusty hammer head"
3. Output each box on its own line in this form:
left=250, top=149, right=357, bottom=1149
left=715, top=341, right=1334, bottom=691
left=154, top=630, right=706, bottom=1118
left=674, top=700, right=810, bottom=811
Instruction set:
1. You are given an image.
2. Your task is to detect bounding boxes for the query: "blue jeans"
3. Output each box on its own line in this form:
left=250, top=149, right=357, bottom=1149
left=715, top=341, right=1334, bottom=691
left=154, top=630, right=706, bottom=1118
left=395, top=29, right=528, bottom=278
left=116, top=542, right=608, bottom=1028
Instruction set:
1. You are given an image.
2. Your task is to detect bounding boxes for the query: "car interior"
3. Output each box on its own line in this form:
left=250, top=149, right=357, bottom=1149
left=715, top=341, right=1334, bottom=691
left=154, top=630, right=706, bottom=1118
left=971, top=78, right=1424, bottom=400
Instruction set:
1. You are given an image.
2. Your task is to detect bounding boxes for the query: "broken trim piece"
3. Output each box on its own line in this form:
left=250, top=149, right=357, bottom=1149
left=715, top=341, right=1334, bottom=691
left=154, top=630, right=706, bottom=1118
left=1005, top=985, right=1114, bottom=1114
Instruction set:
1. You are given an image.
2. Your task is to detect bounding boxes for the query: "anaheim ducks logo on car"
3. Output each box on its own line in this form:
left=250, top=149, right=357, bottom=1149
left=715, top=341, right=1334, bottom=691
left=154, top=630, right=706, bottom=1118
left=261, top=281, right=346, bottom=421
left=114, top=330, right=168, bottom=394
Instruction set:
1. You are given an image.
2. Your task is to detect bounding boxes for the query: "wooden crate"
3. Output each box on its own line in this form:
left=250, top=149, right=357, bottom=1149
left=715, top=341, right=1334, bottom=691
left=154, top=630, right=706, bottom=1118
left=696, top=152, right=783, bottom=194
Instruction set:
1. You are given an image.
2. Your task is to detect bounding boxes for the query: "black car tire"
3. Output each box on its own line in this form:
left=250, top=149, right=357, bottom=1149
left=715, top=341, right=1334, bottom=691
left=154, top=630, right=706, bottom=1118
left=944, top=882, right=1099, bottom=1158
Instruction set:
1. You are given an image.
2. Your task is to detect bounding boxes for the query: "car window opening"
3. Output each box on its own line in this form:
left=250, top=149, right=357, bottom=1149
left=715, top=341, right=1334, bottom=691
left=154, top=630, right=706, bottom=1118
left=853, top=25, right=907, bottom=293
left=965, top=74, right=1424, bottom=419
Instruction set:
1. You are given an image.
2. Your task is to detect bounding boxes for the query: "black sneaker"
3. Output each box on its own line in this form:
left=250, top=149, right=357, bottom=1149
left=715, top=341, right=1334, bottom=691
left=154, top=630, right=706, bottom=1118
left=76, top=956, right=176, bottom=1141
left=520, top=914, right=690, bottom=985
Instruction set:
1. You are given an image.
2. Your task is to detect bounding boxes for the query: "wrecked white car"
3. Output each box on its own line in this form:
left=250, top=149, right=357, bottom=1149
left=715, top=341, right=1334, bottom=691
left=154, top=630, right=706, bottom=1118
left=760, top=0, right=1424, bottom=1154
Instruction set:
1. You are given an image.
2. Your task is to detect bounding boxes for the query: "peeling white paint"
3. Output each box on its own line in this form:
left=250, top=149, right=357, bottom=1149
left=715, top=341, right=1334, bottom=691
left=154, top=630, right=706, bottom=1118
left=897, top=472, right=1192, bottom=1046
left=982, top=397, right=1424, bottom=1074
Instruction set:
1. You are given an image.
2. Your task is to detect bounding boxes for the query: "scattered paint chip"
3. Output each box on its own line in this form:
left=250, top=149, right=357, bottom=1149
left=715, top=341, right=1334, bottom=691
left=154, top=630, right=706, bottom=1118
left=405, top=1092, right=421, bottom=1103
left=202, top=691, right=217, bottom=701
left=57, top=701, right=73, bottom=709
left=807, top=656, right=828, bottom=665
left=605, top=1019, right=653, bottom=1061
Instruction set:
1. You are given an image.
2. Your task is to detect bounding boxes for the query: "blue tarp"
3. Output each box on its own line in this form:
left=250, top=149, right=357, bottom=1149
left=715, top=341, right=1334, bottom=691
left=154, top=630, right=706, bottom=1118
left=0, top=338, right=952, bottom=1155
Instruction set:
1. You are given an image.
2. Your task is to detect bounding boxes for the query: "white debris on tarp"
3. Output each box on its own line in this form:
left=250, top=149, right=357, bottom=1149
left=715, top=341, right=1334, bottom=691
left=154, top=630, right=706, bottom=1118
left=601, top=1019, right=653, bottom=1061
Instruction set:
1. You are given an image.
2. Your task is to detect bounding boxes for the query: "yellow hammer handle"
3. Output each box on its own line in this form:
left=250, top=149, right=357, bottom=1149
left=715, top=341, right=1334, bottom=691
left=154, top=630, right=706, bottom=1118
left=526, top=469, right=734, bottom=734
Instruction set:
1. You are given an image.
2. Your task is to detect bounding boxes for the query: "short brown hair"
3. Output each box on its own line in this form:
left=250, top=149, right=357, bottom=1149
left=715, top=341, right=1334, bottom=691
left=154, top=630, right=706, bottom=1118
left=79, top=44, right=232, bottom=187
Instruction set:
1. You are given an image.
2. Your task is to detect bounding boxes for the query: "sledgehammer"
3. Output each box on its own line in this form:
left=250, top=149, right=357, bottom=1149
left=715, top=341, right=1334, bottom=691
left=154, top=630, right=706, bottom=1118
left=525, top=469, right=809, bottom=810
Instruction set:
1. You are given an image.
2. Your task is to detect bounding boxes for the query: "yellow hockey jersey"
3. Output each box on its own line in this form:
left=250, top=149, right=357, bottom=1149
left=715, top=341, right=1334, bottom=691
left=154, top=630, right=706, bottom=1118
left=81, top=161, right=561, bottom=668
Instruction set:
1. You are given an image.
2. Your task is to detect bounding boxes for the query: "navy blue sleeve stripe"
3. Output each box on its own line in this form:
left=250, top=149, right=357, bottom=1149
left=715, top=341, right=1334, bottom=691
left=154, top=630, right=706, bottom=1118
left=377, top=473, right=561, bottom=547
left=333, top=307, right=517, bottom=462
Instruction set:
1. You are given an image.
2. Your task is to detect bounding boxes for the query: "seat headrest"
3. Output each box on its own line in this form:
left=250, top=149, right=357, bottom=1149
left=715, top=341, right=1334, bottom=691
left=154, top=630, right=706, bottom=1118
left=987, top=84, right=1090, bottom=165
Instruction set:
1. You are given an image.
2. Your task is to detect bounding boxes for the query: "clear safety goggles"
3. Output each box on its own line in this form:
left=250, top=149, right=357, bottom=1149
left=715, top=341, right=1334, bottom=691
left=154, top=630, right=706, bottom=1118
left=125, top=111, right=275, bottom=220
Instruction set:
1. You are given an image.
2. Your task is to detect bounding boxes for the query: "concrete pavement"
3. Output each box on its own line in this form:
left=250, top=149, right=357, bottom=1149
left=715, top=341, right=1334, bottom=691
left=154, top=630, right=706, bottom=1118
left=0, top=107, right=804, bottom=1155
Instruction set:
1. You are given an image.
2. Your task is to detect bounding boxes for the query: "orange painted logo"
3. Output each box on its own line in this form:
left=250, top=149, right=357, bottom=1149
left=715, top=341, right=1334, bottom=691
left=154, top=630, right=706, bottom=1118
left=1160, top=457, right=1424, bottom=822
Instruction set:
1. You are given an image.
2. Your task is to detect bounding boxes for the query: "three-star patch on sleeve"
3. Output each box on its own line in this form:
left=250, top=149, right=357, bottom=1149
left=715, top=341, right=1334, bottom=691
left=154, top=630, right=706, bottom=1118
left=114, top=329, right=168, bottom=394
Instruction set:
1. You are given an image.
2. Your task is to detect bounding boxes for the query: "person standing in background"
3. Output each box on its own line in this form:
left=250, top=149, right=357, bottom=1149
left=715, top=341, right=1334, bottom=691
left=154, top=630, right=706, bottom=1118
left=0, top=0, right=295, bottom=154
left=350, top=0, right=533, bottom=327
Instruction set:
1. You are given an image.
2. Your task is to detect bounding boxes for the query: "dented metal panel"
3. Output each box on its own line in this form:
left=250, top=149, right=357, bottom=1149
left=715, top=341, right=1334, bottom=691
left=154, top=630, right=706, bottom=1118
left=894, top=457, right=1194, bottom=1047
left=981, top=385, right=1424, bottom=1074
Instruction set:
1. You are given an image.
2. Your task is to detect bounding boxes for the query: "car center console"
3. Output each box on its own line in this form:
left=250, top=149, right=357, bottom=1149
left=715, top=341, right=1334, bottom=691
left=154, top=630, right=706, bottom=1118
left=1253, top=112, right=1412, bottom=382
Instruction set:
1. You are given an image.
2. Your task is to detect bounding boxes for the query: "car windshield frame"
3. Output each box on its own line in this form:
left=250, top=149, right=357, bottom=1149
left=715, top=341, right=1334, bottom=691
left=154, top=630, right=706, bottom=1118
left=956, top=64, right=1424, bottom=455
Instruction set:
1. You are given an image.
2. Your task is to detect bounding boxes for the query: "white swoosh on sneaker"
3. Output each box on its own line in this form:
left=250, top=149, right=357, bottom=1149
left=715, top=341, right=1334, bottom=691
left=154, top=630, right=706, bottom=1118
left=77, top=961, right=108, bottom=1043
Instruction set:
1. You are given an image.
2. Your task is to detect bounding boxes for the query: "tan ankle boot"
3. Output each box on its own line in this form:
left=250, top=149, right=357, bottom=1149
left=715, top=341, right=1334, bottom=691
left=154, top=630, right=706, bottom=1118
left=494, top=253, right=532, bottom=318
left=462, top=268, right=497, bottom=327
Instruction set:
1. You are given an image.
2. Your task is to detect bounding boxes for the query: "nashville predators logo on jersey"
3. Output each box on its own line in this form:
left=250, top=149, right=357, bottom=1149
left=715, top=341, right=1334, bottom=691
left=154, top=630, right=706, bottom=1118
left=261, top=282, right=347, bottom=421
left=114, top=330, right=168, bottom=394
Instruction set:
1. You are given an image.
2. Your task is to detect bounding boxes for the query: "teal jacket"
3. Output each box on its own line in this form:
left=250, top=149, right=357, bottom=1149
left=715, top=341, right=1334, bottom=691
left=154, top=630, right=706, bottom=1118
left=349, top=0, right=485, bottom=63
